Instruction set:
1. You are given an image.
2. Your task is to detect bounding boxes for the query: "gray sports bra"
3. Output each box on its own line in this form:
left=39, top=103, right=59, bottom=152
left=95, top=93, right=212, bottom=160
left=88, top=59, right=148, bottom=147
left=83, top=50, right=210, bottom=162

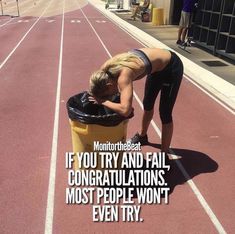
left=130, top=49, right=152, bottom=79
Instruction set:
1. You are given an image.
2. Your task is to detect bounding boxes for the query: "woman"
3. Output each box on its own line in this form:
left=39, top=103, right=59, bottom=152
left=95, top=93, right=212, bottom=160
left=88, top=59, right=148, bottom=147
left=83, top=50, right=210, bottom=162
left=89, top=48, right=183, bottom=153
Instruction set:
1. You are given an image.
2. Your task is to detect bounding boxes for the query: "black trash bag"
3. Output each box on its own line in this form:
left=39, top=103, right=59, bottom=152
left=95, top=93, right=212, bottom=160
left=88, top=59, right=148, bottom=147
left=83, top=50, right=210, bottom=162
left=67, top=91, right=134, bottom=126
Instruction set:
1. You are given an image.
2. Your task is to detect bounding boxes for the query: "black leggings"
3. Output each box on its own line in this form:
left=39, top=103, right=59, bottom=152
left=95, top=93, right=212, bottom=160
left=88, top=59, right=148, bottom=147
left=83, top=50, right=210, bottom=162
left=143, top=51, right=183, bottom=124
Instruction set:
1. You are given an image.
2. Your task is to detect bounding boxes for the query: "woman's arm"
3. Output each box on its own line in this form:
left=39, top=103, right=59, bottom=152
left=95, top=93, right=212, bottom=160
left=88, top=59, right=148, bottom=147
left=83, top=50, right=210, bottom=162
left=102, top=70, right=134, bottom=117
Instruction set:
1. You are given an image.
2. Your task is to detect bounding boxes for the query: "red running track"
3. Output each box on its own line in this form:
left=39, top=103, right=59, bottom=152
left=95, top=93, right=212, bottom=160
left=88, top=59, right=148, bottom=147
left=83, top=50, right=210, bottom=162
left=0, top=0, right=235, bottom=233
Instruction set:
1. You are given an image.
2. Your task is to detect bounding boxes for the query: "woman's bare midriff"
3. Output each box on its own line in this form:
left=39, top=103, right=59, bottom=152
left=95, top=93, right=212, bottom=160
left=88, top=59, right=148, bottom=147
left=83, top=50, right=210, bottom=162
left=138, top=48, right=172, bottom=73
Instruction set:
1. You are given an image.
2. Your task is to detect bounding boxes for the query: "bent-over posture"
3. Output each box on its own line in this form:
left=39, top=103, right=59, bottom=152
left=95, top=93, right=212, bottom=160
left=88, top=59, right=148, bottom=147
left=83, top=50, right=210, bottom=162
left=89, top=48, right=183, bottom=153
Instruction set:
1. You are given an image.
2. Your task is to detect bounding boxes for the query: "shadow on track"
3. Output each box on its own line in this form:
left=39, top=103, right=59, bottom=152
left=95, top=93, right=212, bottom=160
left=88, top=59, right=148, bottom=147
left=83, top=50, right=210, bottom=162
left=100, top=143, right=218, bottom=201
left=146, top=142, right=218, bottom=195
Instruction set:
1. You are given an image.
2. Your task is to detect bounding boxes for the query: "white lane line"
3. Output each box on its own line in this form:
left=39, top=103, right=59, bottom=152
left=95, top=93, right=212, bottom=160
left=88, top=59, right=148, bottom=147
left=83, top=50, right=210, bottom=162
left=71, top=19, right=81, bottom=23
left=80, top=3, right=227, bottom=233
left=170, top=150, right=227, bottom=234
left=0, top=0, right=54, bottom=70
left=75, top=1, right=111, bottom=58
left=46, top=19, right=56, bottom=23
left=44, top=0, right=65, bottom=233
left=0, top=18, right=14, bottom=27
left=0, top=18, right=37, bottom=26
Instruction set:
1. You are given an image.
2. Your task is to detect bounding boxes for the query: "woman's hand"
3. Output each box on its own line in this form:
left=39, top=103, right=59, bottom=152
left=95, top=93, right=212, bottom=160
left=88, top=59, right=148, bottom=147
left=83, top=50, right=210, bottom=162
left=88, top=95, right=105, bottom=105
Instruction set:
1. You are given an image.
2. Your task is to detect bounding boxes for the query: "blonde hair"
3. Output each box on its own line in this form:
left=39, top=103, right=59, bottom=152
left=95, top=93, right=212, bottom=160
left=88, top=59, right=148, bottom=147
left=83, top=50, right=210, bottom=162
left=90, top=52, right=140, bottom=97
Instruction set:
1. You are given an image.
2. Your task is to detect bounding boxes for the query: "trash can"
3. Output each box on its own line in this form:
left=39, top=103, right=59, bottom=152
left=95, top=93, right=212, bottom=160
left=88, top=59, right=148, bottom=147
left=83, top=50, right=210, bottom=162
left=152, top=8, right=164, bottom=26
left=67, top=91, right=133, bottom=170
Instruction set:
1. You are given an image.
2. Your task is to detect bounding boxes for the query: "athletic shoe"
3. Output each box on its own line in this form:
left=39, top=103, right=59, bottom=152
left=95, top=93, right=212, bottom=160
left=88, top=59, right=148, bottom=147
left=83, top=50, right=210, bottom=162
left=130, top=133, right=148, bottom=145
left=176, top=39, right=182, bottom=45
left=130, top=15, right=136, bottom=21
left=181, top=41, right=187, bottom=47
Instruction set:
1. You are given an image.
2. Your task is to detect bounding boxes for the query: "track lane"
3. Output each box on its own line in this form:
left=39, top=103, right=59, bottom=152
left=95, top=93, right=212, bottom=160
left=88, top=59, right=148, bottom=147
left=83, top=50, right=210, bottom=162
left=52, top=2, right=115, bottom=233
left=0, top=0, right=55, bottom=70
left=0, top=0, right=64, bottom=233
left=0, top=18, right=39, bottom=61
